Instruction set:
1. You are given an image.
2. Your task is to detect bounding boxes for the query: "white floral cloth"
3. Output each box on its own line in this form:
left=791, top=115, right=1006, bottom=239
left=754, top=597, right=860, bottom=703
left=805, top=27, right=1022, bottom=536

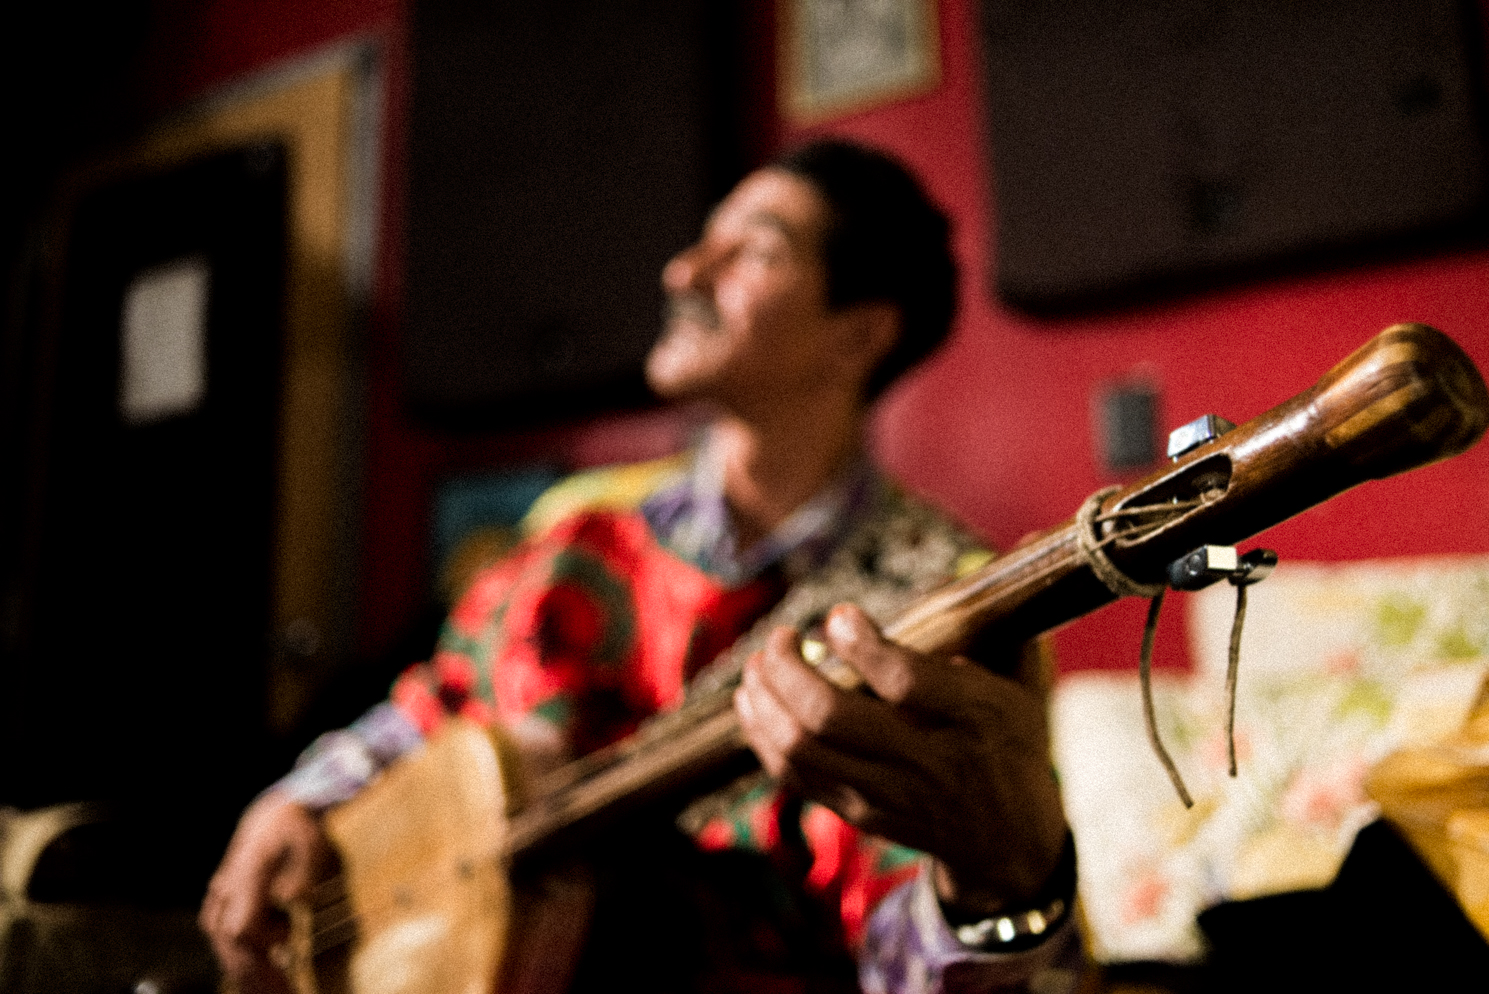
left=1053, top=556, right=1489, bottom=962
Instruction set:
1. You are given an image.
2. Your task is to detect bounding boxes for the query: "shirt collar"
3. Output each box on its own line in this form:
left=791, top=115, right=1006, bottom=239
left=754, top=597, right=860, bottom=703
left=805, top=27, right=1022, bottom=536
left=641, top=431, right=876, bottom=586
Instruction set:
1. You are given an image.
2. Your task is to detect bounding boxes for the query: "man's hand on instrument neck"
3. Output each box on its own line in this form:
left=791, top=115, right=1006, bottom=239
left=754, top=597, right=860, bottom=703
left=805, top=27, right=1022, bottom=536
left=734, top=603, right=1069, bottom=919
left=200, top=791, right=337, bottom=992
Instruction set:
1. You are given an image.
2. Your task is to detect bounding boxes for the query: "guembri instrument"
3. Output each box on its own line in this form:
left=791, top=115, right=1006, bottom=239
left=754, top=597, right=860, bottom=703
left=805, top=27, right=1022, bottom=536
left=287, top=323, right=1489, bottom=994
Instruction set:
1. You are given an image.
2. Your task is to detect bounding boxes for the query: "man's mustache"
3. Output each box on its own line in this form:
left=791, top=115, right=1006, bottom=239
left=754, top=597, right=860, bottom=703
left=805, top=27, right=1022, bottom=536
left=664, top=293, right=721, bottom=331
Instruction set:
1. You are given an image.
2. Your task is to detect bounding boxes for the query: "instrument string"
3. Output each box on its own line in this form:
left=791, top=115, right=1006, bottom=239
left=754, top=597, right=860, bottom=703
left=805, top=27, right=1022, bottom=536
left=1095, top=497, right=1205, bottom=523
left=307, top=891, right=357, bottom=953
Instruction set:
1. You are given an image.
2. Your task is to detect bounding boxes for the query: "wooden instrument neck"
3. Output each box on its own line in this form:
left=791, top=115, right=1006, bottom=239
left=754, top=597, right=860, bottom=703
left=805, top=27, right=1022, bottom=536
left=501, top=323, right=1489, bottom=860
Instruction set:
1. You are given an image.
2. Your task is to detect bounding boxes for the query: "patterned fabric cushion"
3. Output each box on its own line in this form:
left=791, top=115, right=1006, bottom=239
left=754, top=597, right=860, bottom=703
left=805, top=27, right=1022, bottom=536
left=1054, top=556, right=1489, bottom=962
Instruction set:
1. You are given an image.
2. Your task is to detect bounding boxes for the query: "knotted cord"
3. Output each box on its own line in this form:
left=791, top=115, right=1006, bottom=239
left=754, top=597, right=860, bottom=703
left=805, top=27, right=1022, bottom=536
left=1225, top=583, right=1249, bottom=778
left=1074, top=486, right=1258, bottom=808
left=1138, top=590, right=1192, bottom=807
left=1074, top=487, right=1169, bottom=599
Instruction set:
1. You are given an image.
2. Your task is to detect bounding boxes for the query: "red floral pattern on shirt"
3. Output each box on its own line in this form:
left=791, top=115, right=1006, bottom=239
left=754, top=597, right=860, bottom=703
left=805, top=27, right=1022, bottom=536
left=388, top=506, right=924, bottom=946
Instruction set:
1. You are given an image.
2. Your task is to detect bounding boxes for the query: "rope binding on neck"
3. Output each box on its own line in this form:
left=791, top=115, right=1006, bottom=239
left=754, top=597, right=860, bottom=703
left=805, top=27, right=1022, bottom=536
left=1072, top=485, right=1274, bottom=809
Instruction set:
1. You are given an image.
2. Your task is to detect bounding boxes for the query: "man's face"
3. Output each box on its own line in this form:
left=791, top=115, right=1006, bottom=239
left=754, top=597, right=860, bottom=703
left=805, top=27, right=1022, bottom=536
left=647, top=168, right=850, bottom=412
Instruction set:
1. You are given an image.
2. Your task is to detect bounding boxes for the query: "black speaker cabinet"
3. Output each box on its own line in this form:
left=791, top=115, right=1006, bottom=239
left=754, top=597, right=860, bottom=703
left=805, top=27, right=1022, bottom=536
left=981, top=0, right=1489, bottom=311
left=403, top=0, right=742, bottom=423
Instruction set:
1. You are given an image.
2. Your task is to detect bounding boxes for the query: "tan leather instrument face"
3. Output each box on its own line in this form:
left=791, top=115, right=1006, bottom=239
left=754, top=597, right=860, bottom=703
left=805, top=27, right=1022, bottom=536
left=283, top=722, right=514, bottom=994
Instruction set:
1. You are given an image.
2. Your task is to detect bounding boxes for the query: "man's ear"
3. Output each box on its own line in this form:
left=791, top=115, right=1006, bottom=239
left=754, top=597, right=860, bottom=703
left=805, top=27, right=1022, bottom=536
left=835, top=301, right=901, bottom=389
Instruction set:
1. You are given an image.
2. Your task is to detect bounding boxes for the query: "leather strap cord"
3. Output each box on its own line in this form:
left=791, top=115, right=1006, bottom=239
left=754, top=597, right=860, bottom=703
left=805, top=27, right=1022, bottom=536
left=1074, top=485, right=1261, bottom=809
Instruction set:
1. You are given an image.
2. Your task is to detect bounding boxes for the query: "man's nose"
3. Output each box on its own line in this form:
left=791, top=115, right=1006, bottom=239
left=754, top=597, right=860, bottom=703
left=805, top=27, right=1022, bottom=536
left=662, top=242, right=714, bottom=295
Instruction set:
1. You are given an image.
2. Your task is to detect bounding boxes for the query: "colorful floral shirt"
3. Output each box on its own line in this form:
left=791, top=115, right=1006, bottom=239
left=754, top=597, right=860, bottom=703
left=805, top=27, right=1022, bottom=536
left=276, top=440, right=1083, bottom=993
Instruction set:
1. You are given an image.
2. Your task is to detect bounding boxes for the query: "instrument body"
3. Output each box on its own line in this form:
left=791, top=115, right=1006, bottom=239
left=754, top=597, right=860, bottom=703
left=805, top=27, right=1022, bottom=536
left=287, top=721, right=511, bottom=994
left=293, top=324, right=1488, bottom=993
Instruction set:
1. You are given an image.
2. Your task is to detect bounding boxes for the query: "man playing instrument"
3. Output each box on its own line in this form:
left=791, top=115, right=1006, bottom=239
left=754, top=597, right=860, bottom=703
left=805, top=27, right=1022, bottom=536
left=201, top=140, right=1082, bottom=993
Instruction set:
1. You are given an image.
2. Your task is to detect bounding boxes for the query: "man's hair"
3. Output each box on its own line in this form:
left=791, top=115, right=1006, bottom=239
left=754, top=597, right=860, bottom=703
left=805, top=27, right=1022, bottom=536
left=770, top=139, right=957, bottom=399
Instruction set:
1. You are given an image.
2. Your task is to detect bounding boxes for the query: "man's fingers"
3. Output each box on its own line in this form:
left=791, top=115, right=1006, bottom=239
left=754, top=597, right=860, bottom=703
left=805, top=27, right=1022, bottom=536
left=269, top=848, right=318, bottom=907
left=215, top=873, right=286, bottom=956
left=754, top=626, right=923, bottom=760
left=202, top=881, right=279, bottom=990
left=823, top=604, right=964, bottom=714
left=737, top=655, right=872, bottom=775
left=735, top=663, right=790, bottom=776
left=736, top=658, right=916, bottom=825
left=198, top=886, right=219, bottom=935
left=201, top=811, right=298, bottom=980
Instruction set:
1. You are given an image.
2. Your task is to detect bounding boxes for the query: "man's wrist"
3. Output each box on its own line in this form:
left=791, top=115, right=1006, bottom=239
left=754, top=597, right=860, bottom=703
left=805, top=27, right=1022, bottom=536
left=932, top=819, right=1069, bottom=917
left=935, top=831, right=1077, bottom=953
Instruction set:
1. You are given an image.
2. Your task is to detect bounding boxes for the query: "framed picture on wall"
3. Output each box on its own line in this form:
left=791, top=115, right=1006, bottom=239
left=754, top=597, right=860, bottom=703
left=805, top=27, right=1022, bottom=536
left=779, top=0, right=940, bottom=122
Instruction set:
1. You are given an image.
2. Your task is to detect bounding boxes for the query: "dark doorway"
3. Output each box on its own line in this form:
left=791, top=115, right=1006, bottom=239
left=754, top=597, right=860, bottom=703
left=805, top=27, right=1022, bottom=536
left=4, top=142, right=287, bottom=895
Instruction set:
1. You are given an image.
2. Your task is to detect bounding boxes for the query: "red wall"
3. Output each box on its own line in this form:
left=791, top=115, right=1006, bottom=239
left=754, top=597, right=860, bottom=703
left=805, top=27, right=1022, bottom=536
left=140, top=0, right=1489, bottom=676
left=781, top=0, right=1489, bottom=672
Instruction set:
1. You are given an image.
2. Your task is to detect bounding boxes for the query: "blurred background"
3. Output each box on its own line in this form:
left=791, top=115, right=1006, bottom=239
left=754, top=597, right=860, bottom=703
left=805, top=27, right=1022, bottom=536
left=2, top=0, right=1489, bottom=990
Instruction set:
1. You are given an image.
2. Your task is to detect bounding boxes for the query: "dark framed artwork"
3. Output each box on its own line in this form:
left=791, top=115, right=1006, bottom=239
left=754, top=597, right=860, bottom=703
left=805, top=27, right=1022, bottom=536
left=980, top=0, right=1489, bottom=312
left=401, top=0, right=743, bottom=424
